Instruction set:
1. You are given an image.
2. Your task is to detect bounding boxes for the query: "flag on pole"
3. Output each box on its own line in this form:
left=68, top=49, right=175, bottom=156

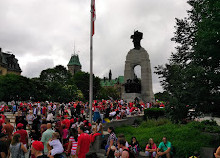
left=92, top=0, right=96, bottom=36
left=89, top=0, right=95, bottom=123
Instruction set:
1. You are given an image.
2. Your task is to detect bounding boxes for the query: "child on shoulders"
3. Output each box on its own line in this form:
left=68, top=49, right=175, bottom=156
left=47, top=132, right=64, bottom=158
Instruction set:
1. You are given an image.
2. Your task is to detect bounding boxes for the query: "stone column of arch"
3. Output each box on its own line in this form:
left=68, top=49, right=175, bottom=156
left=123, top=47, right=154, bottom=102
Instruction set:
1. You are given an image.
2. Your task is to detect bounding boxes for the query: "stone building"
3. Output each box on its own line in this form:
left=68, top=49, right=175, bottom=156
left=67, top=54, right=82, bottom=75
left=100, top=75, right=124, bottom=98
left=0, top=48, right=22, bottom=75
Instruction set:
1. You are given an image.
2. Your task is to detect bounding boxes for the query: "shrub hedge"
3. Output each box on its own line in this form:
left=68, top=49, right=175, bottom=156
left=144, top=108, right=165, bottom=120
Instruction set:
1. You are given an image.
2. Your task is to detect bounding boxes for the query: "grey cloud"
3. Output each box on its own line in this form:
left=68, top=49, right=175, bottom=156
left=0, top=0, right=190, bottom=93
left=21, top=58, right=54, bottom=78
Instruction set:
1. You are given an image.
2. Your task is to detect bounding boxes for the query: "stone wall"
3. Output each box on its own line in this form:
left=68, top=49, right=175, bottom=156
left=90, top=115, right=144, bottom=157
left=103, top=114, right=144, bottom=131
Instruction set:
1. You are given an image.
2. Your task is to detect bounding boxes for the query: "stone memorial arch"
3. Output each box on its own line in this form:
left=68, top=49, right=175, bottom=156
left=122, top=31, right=154, bottom=102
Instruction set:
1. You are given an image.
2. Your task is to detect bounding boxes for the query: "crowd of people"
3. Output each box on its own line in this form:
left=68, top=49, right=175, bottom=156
left=0, top=100, right=165, bottom=121
left=0, top=99, right=171, bottom=158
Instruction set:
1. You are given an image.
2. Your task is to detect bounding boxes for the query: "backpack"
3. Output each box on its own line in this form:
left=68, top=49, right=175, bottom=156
left=123, top=148, right=136, bottom=158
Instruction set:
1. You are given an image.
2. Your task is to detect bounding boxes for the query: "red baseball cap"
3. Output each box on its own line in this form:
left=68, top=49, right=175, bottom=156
left=32, top=141, right=44, bottom=151
left=17, top=123, right=24, bottom=128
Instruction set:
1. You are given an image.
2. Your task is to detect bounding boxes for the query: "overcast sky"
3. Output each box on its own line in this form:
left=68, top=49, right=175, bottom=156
left=0, top=0, right=190, bottom=93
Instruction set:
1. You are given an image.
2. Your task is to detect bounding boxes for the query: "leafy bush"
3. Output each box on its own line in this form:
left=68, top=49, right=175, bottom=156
left=187, top=121, right=206, bottom=131
left=144, top=108, right=165, bottom=120
left=140, top=118, right=171, bottom=128
left=133, top=118, right=143, bottom=126
left=187, top=120, right=220, bottom=133
left=204, top=126, right=220, bottom=133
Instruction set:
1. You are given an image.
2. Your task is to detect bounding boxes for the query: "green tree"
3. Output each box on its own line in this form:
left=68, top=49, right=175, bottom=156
left=40, top=65, right=72, bottom=85
left=97, top=87, right=120, bottom=100
left=30, top=77, right=49, bottom=101
left=0, top=74, right=33, bottom=101
left=73, top=71, right=101, bottom=100
left=155, top=0, right=220, bottom=122
left=37, top=65, right=78, bottom=102
left=154, top=91, right=170, bottom=102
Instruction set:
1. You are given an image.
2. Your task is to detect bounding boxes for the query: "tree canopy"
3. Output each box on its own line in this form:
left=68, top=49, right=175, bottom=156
left=155, top=0, right=220, bottom=122
left=0, top=74, right=34, bottom=101
left=0, top=65, right=109, bottom=102
left=73, top=71, right=101, bottom=100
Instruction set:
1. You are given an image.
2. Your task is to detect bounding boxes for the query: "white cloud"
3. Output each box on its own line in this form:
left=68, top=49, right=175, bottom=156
left=0, top=0, right=190, bottom=93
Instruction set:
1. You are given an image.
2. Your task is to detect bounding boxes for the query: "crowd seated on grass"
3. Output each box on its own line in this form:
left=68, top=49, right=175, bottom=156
left=105, top=127, right=173, bottom=158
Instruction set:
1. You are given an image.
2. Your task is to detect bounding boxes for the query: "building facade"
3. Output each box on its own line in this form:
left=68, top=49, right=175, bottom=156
left=100, top=73, right=124, bottom=98
left=0, top=48, right=22, bottom=75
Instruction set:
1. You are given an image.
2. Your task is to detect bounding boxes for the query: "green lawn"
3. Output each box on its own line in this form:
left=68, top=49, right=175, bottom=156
left=115, top=118, right=218, bottom=157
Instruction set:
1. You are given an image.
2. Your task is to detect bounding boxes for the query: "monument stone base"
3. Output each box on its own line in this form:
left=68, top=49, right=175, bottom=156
left=122, top=93, right=155, bottom=103
left=122, top=93, right=142, bottom=103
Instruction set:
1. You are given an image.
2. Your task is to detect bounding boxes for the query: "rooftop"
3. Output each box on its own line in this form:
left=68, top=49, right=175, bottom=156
left=100, top=76, right=124, bottom=87
left=67, top=54, right=81, bottom=67
left=0, top=48, right=22, bottom=72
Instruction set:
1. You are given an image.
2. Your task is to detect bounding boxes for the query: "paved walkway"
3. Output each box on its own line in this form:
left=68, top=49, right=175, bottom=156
left=196, top=116, right=220, bottom=126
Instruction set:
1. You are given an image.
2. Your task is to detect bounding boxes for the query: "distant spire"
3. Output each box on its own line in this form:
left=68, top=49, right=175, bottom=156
left=74, top=42, right=76, bottom=55
left=109, top=69, right=112, bottom=81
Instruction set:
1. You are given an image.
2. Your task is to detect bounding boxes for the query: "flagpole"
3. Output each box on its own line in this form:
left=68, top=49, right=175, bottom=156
left=89, top=0, right=93, bottom=124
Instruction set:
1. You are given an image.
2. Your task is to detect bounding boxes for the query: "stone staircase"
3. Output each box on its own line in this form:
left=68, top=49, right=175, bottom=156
left=4, top=112, right=32, bottom=133
left=4, top=112, right=16, bottom=126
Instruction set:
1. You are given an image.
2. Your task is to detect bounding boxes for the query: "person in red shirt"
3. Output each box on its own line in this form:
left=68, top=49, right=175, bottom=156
left=2, top=118, right=14, bottom=139
left=83, top=120, right=92, bottom=131
left=42, top=105, right=47, bottom=116
left=76, top=125, right=91, bottom=158
left=61, top=117, right=70, bottom=129
left=0, top=115, right=4, bottom=131
left=14, top=123, right=28, bottom=147
left=130, top=107, right=135, bottom=113
left=0, top=112, right=5, bottom=122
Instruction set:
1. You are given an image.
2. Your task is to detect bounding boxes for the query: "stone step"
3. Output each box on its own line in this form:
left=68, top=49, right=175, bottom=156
left=6, top=117, right=15, bottom=120
left=4, top=112, right=15, bottom=115
left=96, top=152, right=107, bottom=158
left=139, top=151, right=146, bottom=157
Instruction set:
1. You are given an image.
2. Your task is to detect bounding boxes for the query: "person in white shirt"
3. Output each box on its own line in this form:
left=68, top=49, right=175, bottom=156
left=147, top=102, right=150, bottom=108
left=47, top=132, right=64, bottom=158
left=26, top=110, right=35, bottom=129
left=120, top=99, right=124, bottom=106
left=109, top=111, right=116, bottom=117
left=33, top=106, right=38, bottom=116
left=53, top=104, right=56, bottom=111
left=48, top=104, right=52, bottom=111
left=126, top=108, right=131, bottom=115
left=46, top=111, right=54, bottom=123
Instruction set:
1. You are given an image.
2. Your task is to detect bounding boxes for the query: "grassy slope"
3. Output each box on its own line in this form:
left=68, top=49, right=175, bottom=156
left=115, top=119, right=213, bottom=157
